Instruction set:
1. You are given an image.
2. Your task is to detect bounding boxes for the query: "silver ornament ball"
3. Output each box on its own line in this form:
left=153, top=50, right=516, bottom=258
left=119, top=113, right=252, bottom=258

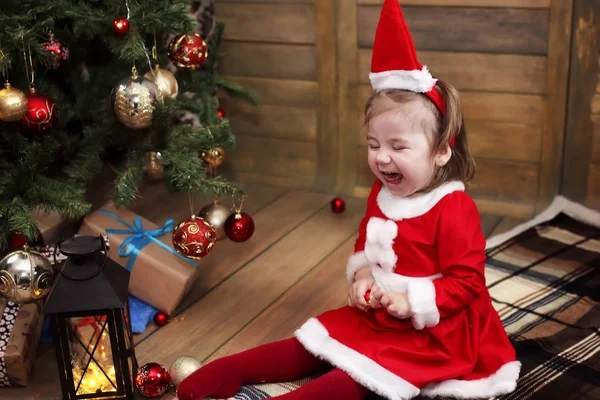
left=169, top=355, right=202, bottom=388
left=112, top=67, right=162, bottom=130
left=198, top=202, right=231, bottom=241
left=0, top=248, right=54, bottom=303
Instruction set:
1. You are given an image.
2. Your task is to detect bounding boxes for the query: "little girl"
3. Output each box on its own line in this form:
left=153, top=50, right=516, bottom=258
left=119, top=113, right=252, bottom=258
left=177, top=1, right=520, bottom=399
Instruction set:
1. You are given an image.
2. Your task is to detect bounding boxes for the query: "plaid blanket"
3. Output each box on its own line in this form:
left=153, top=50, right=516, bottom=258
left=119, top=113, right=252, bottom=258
left=213, top=196, right=600, bottom=400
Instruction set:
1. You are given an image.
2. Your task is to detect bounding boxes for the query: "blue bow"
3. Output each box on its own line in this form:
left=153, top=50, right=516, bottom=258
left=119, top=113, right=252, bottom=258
left=99, top=209, right=198, bottom=272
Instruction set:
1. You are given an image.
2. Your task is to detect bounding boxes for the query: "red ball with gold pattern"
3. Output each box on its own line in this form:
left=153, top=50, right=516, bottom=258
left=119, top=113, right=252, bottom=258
left=167, top=33, right=208, bottom=70
left=135, top=362, right=170, bottom=397
left=172, top=215, right=217, bottom=259
left=21, top=90, right=59, bottom=133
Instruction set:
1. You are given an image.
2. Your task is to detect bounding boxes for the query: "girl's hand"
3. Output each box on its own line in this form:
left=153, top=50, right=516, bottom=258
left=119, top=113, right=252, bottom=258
left=371, top=287, right=413, bottom=319
left=348, top=267, right=375, bottom=311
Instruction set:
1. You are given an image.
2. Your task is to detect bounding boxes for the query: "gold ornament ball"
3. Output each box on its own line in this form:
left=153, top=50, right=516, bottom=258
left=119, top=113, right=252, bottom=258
left=144, top=151, right=164, bottom=181
left=168, top=355, right=202, bottom=388
left=144, top=66, right=178, bottom=99
left=0, top=247, right=54, bottom=304
left=201, top=147, right=225, bottom=169
left=112, top=67, right=162, bottom=130
left=198, top=202, right=230, bottom=241
left=0, top=82, right=28, bottom=122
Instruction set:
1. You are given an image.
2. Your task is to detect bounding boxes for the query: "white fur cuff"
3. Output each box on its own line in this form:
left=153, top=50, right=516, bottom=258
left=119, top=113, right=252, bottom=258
left=407, top=279, right=440, bottom=330
left=369, top=66, right=436, bottom=93
left=346, top=251, right=369, bottom=284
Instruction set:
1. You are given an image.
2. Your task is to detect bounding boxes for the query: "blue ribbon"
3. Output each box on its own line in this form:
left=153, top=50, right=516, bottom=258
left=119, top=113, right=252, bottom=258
left=99, top=209, right=198, bottom=272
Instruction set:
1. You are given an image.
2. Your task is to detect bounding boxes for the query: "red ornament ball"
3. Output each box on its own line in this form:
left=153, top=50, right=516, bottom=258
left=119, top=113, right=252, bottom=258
left=153, top=312, right=169, bottom=327
left=331, top=197, right=345, bottom=213
left=21, top=91, right=58, bottom=133
left=43, top=34, right=69, bottom=69
left=217, top=108, right=225, bottom=120
left=135, top=362, right=170, bottom=398
left=172, top=216, right=217, bottom=259
left=113, top=17, right=130, bottom=35
left=9, top=232, right=26, bottom=250
left=224, top=212, right=255, bottom=243
left=168, top=33, right=208, bottom=70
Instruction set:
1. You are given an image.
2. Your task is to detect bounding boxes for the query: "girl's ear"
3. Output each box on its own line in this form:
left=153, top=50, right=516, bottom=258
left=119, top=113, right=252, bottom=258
left=434, top=144, right=452, bottom=167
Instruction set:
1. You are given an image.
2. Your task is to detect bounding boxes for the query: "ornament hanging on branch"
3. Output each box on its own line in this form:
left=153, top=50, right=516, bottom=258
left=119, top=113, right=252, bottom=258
left=168, top=33, right=208, bottom=70
left=217, top=107, right=225, bottom=120
left=112, top=66, right=161, bottom=130
left=0, top=82, right=28, bottom=122
left=113, top=17, right=130, bottom=35
left=225, top=196, right=255, bottom=243
left=43, top=32, right=69, bottom=69
left=172, top=193, right=218, bottom=259
left=144, top=36, right=178, bottom=99
left=143, top=151, right=163, bottom=181
left=201, top=147, right=224, bottom=169
left=198, top=198, right=230, bottom=241
left=21, top=43, right=59, bottom=133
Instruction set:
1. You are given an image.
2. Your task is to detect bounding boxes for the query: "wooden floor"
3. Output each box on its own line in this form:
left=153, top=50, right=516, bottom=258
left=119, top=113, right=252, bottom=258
left=3, top=183, right=524, bottom=399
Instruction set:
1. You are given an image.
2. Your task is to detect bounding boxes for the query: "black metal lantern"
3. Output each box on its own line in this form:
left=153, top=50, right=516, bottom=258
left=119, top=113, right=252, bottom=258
left=43, top=236, right=138, bottom=399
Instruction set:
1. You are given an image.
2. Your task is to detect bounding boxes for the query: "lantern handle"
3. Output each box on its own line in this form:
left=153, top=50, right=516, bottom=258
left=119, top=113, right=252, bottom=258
left=52, top=236, right=108, bottom=281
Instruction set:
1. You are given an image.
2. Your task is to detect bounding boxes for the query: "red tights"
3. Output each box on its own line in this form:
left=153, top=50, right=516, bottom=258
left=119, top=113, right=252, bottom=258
left=176, top=338, right=369, bottom=400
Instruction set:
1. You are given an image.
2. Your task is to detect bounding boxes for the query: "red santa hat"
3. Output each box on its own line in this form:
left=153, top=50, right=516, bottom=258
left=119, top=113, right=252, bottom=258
left=369, top=0, right=448, bottom=122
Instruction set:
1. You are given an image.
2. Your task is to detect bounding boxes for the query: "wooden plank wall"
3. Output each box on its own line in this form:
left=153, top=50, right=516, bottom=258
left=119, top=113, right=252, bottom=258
left=216, top=0, right=573, bottom=219
left=562, top=0, right=600, bottom=211
left=216, top=0, right=328, bottom=190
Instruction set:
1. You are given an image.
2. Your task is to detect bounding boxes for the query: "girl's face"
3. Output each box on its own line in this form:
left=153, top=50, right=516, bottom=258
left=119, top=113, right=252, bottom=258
left=367, top=107, right=451, bottom=197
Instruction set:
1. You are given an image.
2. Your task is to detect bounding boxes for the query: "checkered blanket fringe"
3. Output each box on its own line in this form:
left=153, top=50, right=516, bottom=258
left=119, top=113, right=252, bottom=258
left=213, top=196, right=600, bottom=400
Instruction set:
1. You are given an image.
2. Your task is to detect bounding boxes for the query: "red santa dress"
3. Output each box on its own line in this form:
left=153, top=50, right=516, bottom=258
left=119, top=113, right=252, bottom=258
left=295, top=180, right=520, bottom=400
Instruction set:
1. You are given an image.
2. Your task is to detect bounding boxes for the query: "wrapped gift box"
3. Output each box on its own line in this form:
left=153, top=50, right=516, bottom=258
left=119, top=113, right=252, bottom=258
left=31, top=208, right=68, bottom=245
left=0, top=299, right=43, bottom=387
left=77, top=203, right=199, bottom=315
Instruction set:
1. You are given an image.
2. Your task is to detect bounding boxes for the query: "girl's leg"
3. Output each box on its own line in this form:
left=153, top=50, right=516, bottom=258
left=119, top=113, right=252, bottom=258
left=272, top=368, right=368, bottom=400
left=177, top=338, right=329, bottom=400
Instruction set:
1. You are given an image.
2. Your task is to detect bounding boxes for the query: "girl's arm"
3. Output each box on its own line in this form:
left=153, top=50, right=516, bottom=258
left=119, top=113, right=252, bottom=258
left=406, top=192, right=487, bottom=330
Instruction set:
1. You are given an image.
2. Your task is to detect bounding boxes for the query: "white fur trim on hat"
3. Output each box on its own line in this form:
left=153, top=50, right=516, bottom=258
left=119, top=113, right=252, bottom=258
left=369, top=66, right=436, bottom=93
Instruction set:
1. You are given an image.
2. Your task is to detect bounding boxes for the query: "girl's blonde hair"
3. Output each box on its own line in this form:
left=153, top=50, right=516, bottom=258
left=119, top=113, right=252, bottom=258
left=363, top=79, right=475, bottom=194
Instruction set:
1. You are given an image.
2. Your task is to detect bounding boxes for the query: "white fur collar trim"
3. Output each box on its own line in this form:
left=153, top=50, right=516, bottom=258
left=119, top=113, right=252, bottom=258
left=376, top=181, right=465, bottom=221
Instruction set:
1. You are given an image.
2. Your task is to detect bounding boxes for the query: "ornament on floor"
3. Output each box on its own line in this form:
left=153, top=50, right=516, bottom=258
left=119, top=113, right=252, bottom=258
left=201, top=147, right=224, bottom=169
left=135, top=362, right=170, bottom=398
left=0, top=81, right=28, bottom=122
left=43, top=32, right=69, bottom=69
left=153, top=311, right=169, bottom=327
left=225, top=196, right=254, bottom=243
left=21, top=42, right=58, bottom=133
left=168, top=33, right=208, bottom=70
left=330, top=197, right=345, bottom=214
left=0, top=246, right=54, bottom=304
left=143, top=151, right=163, bottom=181
left=169, top=356, right=202, bottom=388
left=198, top=199, right=230, bottom=241
left=172, top=216, right=217, bottom=259
left=112, top=66, right=161, bottom=130
left=144, top=36, right=179, bottom=99
left=113, top=17, right=130, bottom=35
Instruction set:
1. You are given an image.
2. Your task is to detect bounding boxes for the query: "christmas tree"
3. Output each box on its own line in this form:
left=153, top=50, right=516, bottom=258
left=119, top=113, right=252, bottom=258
left=0, top=0, right=258, bottom=252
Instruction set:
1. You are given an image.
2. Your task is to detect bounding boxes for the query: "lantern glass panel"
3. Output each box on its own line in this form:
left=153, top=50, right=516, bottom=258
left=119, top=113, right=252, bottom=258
left=68, top=314, right=118, bottom=396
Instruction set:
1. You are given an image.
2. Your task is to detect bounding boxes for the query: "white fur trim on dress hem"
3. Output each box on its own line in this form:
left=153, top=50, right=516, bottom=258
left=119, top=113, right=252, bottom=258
left=295, top=318, right=420, bottom=400
left=369, top=67, right=436, bottom=93
left=406, top=279, right=440, bottom=330
left=347, top=251, right=370, bottom=284
left=377, top=181, right=465, bottom=221
left=420, top=360, right=521, bottom=398
left=485, top=195, right=600, bottom=250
